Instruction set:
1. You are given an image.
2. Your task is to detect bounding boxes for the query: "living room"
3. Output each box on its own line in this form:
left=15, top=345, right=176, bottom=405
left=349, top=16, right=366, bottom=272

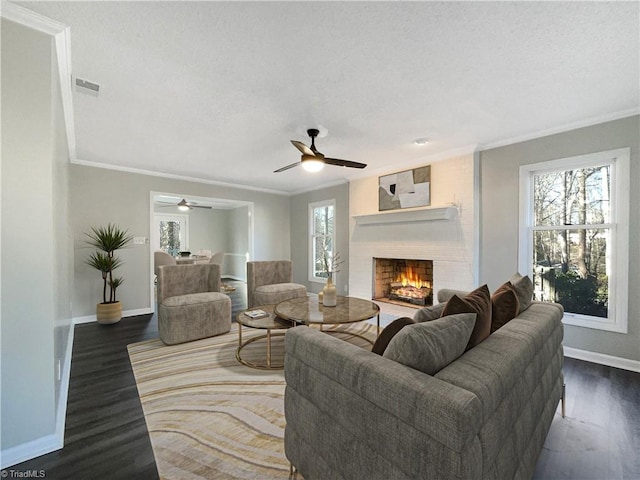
left=1, top=1, right=639, bottom=479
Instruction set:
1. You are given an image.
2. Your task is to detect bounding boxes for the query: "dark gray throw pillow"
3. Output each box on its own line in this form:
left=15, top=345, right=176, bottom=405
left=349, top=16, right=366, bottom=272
left=509, top=272, right=534, bottom=314
left=383, top=313, right=476, bottom=375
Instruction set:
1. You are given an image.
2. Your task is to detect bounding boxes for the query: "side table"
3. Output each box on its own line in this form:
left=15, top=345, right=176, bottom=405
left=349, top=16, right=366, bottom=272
left=236, top=305, right=297, bottom=370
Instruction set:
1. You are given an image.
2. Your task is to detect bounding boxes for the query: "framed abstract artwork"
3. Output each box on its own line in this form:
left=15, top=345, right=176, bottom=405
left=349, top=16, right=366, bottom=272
left=378, top=165, right=431, bottom=211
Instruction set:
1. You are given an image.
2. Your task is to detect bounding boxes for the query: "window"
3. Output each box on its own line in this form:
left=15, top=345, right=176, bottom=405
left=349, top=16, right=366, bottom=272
left=309, top=200, right=335, bottom=282
left=153, top=214, right=188, bottom=256
left=519, top=148, right=630, bottom=332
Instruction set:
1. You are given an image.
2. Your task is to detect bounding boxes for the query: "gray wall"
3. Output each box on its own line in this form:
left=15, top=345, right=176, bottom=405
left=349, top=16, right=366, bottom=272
left=290, top=182, right=350, bottom=295
left=187, top=208, right=229, bottom=254
left=1, top=19, right=72, bottom=451
left=72, top=164, right=290, bottom=317
left=153, top=203, right=231, bottom=254
left=226, top=205, right=250, bottom=280
left=479, top=115, right=640, bottom=361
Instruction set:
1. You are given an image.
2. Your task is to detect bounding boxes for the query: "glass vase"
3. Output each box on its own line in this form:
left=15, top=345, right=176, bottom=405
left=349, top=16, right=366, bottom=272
left=322, top=276, right=337, bottom=307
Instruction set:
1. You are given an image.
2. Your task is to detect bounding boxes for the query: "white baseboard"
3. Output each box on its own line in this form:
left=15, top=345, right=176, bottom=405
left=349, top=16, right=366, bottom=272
left=0, top=325, right=74, bottom=469
left=73, top=307, right=154, bottom=325
left=564, top=346, right=640, bottom=373
left=0, top=433, right=61, bottom=470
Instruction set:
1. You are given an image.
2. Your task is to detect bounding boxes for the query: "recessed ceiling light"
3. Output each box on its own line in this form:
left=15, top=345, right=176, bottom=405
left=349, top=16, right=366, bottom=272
left=413, top=138, right=429, bottom=145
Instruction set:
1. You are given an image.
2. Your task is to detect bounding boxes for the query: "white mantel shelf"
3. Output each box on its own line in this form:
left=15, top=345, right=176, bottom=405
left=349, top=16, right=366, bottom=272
left=353, top=204, right=458, bottom=226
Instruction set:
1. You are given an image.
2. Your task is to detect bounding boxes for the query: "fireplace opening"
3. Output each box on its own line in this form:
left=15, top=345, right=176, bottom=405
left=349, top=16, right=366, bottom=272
left=373, top=258, right=433, bottom=308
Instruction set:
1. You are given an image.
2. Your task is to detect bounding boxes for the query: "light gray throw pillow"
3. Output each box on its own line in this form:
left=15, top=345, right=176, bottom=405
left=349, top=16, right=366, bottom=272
left=383, top=313, right=477, bottom=375
left=413, top=302, right=446, bottom=322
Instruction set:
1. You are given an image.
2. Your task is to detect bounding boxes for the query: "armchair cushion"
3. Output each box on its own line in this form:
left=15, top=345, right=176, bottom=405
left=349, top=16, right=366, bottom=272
left=247, top=261, right=307, bottom=308
left=254, top=283, right=307, bottom=307
left=157, top=264, right=230, bottom=345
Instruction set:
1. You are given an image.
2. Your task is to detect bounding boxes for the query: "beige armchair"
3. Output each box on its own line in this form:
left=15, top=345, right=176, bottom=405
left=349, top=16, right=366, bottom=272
left=157, top=263, right=231, bottom=345
left=246, top=260, right=307, bottom=308
left=209, top=251, right=225, bottom=267
left=154, top=250, right=176, bottom=276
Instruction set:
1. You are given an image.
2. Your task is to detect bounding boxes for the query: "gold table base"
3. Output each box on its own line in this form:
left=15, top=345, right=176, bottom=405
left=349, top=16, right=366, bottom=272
left=235, top=330, right=287, bottom=370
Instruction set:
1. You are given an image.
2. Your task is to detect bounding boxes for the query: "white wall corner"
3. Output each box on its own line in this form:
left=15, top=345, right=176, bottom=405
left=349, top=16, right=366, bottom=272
left=0, top=317, right=75, bottom=469
left=0, top=0, right=76, bottom=161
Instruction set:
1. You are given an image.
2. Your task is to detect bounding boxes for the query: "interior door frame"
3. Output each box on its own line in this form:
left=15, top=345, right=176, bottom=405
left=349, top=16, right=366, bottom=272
left=149, top=190, right=255, bottom=313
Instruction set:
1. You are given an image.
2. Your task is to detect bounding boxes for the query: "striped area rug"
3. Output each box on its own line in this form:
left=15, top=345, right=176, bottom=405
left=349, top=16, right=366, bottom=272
left=128, top=321, right=378, bottom=479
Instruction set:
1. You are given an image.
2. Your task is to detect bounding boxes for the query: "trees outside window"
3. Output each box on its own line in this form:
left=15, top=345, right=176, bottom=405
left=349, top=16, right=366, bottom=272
left=519, top=148, right=629, bottom=332
left=309, top=200, right=335, bottom=282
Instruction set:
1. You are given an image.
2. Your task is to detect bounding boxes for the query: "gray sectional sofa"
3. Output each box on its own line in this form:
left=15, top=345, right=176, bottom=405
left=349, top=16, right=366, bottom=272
left=284, top=292, right=564, bottom=479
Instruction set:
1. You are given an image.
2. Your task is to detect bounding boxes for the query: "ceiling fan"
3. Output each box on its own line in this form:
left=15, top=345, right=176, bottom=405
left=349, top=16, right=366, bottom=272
left=274, top=128, right=367, bottom=173
left=157, top=198, right=212, bottom=211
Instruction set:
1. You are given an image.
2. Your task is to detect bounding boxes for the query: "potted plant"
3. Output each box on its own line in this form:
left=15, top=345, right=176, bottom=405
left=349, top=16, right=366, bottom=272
left=85, top=223, right=132, bottom=324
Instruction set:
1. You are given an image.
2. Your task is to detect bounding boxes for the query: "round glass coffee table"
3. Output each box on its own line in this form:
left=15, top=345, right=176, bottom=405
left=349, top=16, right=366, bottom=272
left=275, top=296, right=381, bottom=343
left=236, top=305, right=297, bottom=370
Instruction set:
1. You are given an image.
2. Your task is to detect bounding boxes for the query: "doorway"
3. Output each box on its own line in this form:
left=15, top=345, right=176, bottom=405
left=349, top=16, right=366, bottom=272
left=149, top=191, right=254, bottom=312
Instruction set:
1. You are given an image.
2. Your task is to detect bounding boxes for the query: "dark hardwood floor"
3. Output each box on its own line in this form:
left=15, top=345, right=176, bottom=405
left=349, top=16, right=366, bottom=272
left=10, top=280, right=640, bottom=479
left=534, top=357, right=640, bottom=480
left=12, top=313, right=160, bottom=479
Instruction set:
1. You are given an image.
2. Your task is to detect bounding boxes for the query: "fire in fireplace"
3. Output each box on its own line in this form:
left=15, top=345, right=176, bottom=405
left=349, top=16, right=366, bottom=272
left=374, top=258, right=433, bottom=307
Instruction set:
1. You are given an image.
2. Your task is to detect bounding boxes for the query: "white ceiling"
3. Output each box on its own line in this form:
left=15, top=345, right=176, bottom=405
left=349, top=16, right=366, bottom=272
left=15, top=1, right=640, bottom=195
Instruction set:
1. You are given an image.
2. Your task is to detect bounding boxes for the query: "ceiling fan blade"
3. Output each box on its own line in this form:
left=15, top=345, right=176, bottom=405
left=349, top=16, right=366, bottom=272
left=324, top=157, right=367, bottom=169
left=191, top=205, right=212, bottom=209
left=291, top=140, right=315, bottom=156
left=274, top=161, right=301, bottom=173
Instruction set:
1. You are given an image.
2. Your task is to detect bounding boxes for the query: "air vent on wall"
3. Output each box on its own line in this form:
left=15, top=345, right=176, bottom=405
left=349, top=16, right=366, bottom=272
left=74, top=77, right=100, bottom=96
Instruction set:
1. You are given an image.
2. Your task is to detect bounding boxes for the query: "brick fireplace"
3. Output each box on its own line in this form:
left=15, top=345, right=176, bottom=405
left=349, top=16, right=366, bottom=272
left=374, top=258, right=433, bottom=308
left=348, top=154, right=477, bottom=306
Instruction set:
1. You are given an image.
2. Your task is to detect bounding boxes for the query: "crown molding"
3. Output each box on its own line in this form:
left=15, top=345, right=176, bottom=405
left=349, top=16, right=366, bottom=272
left=480, top=108, right=640, bottom=152
left=1, top=1, right=77, bottom=161
left=345, top=144, right=479, bottom=183
left=1, top=1, right=65, bottom=34
left=71, top=158, right=291, bottom=196
left=288, top=178, right=349, bottom=196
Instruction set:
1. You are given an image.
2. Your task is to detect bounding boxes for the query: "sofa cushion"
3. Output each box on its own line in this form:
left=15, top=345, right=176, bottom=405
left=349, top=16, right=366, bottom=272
left=441, top=284, right=492, bottom=350
left=383, top=313, right=476, bottom=375
left=371, top=317, right=415, bottom=355
left=510, top=272, right=533, bottom=314
left=413, top=303, right=446, bottom=322
left=491, top=282, right=520, bottom=333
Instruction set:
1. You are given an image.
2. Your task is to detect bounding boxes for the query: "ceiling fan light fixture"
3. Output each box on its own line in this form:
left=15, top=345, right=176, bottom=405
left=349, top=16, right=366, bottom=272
left=301, top=155, right=324, bottom=172
left=177, top=199, right=190, bottom=211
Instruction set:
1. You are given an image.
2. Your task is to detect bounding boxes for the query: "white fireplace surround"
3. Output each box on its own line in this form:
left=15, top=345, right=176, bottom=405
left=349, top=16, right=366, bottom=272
left=348, top=154, right=478, bottom=302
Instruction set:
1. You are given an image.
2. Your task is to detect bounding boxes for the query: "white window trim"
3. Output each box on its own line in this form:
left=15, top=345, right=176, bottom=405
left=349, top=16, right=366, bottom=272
left=309, top=199, right=336, bottom=284
left=518, top=148, right=630, bottom=333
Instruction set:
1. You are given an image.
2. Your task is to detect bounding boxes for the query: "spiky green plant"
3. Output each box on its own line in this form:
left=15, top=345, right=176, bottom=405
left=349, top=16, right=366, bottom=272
left=85, top=224, right=132, bottom=303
